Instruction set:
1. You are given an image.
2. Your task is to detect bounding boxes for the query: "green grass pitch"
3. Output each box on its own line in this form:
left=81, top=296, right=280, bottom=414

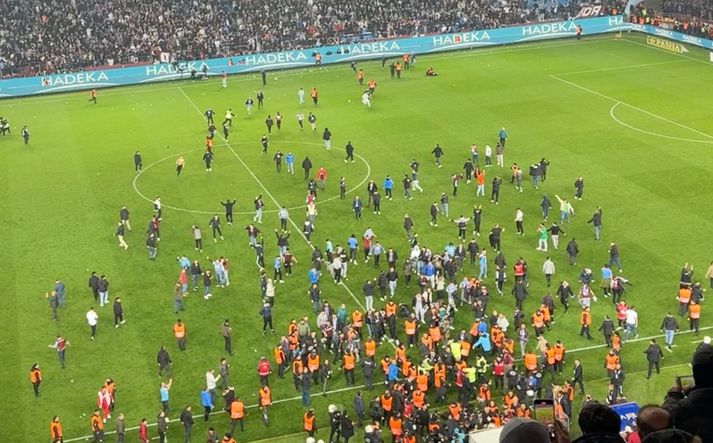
left=1, top=33, right=713, bottom=442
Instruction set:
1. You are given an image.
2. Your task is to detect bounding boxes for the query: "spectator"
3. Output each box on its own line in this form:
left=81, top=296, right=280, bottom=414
left=575, top=402, right=625, bottom=443
left=662, top=337, right=713, bottom=443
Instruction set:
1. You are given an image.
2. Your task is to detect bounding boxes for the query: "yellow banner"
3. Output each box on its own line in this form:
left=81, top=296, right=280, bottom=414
left=646, top=35, right=687, bottom=54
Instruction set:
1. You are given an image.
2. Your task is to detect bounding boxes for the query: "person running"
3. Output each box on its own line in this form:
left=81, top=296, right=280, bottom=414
left=89, top=89, right=97, bottom=104
left=176, top=156, right=185, bottom=176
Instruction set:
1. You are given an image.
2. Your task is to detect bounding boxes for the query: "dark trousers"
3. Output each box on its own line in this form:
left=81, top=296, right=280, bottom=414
left=33, top=381, right=41, bottom=396
left=580, top=325, right=592, bottom=339
left=224, top=336, right=232, bottom=354
left=647, top=361, right=660, bottom=377
left=226, top=213, right=233, bottom=223
left=263, top=317, right=273, bottom=331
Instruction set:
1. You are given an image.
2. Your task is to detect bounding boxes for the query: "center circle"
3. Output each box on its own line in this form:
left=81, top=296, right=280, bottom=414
left=132, top=141, right=373, bottom=215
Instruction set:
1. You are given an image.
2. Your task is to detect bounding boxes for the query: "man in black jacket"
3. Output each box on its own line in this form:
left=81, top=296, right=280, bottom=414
left=572, top=359, right=585, bottom=394
left=645, top=339, right=664, bottom=379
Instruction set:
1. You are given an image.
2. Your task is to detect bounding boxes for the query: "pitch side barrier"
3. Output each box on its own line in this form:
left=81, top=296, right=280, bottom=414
left=0, top=15, right=628, bottom=98
left=630, top=23, right=713, bottom=50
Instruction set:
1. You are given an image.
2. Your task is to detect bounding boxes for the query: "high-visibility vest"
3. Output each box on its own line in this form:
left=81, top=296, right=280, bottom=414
left=389, top=417, right=402, bottom=435
left=613, top=335, right=621, bottom=351
left=460, top=340, right=471, bottom=356
left=230, top=401, right=245, bottom=419
left=385, top=302, right=397, bottom=317
left=429, top=326, right=441, bottom=342
left=524, top=353, right=537, bottom=371
left=580, top=311, right=591, bottom=326
left=274, top=347, right=285, bottom=364
left=403, top=435, right=416, bottom=443
left=546, top=348, right=556, bottom=365
left=478, top=386, right=491, bottom=401
left=303, top=413, right=314, bottom=431
left=364, top=340, right=376, bottom=357
left=553, top=344, right=565, bottom=362
left=30, top=368, right=41, bottom=384
left=352, top=311, right=363, bottom=327
left=541, top=305, right=551, bottom=322
left=292, top=359, right=303, bottom=375
left=516, top=406, right=531, bottom=417
left=416, top=374, right=428, bottom=392
left=690, top=304, right=701, bottom=319
left=503, top=394, right=517, bottom=408
left=91, top=415, right=103, bottom=431
left=50, top=422, right=63, bottom=439
left=678, top=288, right=692, bottom=304
left=532, top=312, right=544, bottom=328
left=395, top=347, right=406, bottom=363
left=343, top=354, right=355, bottom=370
left=421, top=334, right=433, bottom=350
left=308, top=354, right=320, bottom=371
left=404, top=320, right=416, bottom=335
left=381, top=395, right=393, bottom=411
left=173, top=323, right=186, bottom=338
left=606, top=354, right=618, bottom=370
left=412, top=390, right=425, bottom=407
left=259, top=388, right=271, bottom=406
left=448, top=403, right=461, bottom=420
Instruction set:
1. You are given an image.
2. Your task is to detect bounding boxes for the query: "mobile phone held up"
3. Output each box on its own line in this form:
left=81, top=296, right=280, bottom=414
left=533, top=398, right=555, bottom=424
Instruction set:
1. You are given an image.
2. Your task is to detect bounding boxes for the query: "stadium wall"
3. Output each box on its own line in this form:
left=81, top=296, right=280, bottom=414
left=0, top=15, right=668, bottom=98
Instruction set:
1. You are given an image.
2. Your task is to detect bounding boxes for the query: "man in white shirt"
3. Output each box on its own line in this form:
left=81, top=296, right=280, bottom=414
left=625, top=306, right=639, bottom=341
left=205, top=369, right=221, bottom=401
left=86, top=307, right=99, bottom=341
left=297, top=88, right=305, bottom=105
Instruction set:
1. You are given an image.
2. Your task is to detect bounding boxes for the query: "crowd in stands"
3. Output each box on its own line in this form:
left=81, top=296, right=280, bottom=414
left=0, top=0, right=623, bottom=78
left=630, top=1, right=713, bottom=40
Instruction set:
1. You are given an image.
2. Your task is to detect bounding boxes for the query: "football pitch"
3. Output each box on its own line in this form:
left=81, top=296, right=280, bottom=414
left=2, top=32, right=713, bottom=442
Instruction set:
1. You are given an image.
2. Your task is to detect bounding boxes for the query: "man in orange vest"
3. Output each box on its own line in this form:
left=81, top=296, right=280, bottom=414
left=50, top=416, right=63, bottom=443
left=258, top=386, right=271, bottom=426
left=30, top=363, right=42, bottom=397
left=229, top=397, right=245, bottom=434
left=343, top=351, right=356, bottom=385
left=689, top=301, right=701, bottom=335
left=404, top=314, right=417, bottom=347
left=678, top=286, right=692, bottom=316
left=90, top=410, right=104, bottom=442
left=303, top=408, right=317, bottom=437
left=553, top=340, right=566, bottom=374
left=580, top=307, right=592, bottom=340
left=173, top=319, right=186, bottom=350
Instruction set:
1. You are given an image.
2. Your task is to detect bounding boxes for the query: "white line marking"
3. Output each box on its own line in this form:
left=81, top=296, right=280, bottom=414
left=64, top=382, right=369, bottom=442
left=609, top=102, right=713, bottom=144
left=551, top=59, right=689, bottom=76
left=177, top=87, right=369, bottom=311
left=587, top=362, right=691, bottom=385
left=564, top=325, right=713, bottom=354
left=550, top=74, right=713, bottom=140
left=131, top=142, right=372, bottom=215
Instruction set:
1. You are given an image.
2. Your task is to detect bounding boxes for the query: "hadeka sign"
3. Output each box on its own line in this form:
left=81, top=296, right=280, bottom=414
left=40, top=71, right=110, bottom=88
left=0, top=15, right=673, bottom=98
left=432, top=31, right=491, bottom=47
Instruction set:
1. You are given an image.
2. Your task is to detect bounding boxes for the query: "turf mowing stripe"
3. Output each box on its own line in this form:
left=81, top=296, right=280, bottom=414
left=549, top=74, right=713, bottom=140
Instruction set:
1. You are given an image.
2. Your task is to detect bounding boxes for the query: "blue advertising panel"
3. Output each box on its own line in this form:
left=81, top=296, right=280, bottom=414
left=630, top=23, right=713, bottom=50
left=610, top=402, right=640, bottom=431
left=0, top=15, right=627, bottom=98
